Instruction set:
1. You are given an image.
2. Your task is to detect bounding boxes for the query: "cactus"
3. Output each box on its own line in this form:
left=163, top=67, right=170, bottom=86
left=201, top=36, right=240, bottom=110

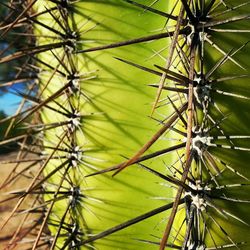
left=0, top=0, right=250, bottom=249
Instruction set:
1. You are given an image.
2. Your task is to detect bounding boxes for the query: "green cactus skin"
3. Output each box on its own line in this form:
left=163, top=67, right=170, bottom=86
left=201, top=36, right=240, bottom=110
left=0, top=1, right=250, bottom=250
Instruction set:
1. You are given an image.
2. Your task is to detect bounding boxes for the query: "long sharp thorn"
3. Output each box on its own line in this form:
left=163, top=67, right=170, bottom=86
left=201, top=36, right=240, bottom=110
left=180, top=0, right=195, bottom=23
left=112, top=103, right=188, bottom=176
left=122, top=0, right=181, bottom=22
left=154, top=64, right=191, bottom=84
left=202, top=14, right=250, bottom=28
left=81, top=199, right=185, bottom=245
left=151, top=6, right=185, bottom=115
left=86, top=143, right=186, bottom=177
left=0, top=0, right=37, bottom=38
left=159, top=42, right=196, bottom=250
left=0, top=132, right=67, bottom=231
left=77, top=28, right=189, bottom=53
left=168, top=96, right=187, bottom=128
left=114, top=57, right=162, bottom=76
left=148, top=84, right=188, bottom=94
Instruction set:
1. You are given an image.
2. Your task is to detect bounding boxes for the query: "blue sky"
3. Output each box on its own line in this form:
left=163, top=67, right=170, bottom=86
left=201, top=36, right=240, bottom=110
left=0, top=92, right=22, bottom=115
left=0, top=42, right=25, bottom=116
